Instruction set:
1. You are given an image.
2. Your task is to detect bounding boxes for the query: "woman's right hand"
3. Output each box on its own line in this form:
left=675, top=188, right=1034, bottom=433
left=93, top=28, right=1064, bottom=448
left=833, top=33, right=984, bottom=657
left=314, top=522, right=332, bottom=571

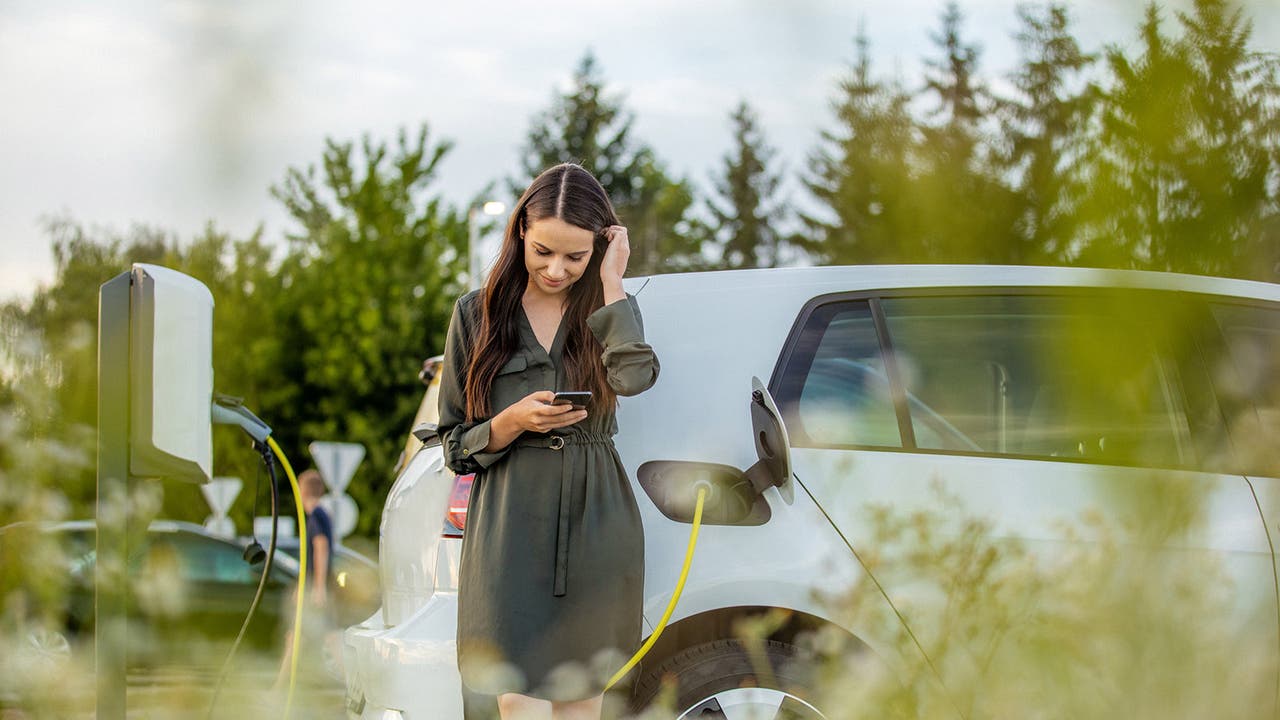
left=501, top=390, right=588, bottom=433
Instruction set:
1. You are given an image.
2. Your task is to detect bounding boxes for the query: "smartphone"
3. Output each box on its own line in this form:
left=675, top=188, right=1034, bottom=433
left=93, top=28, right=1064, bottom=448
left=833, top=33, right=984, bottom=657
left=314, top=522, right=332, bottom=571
left=551, top=391, right=592, bottom=409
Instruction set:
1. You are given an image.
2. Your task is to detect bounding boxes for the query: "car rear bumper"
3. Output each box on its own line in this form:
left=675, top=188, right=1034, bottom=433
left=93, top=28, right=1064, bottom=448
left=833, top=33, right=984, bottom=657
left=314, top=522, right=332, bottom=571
left=343, top=594, right=463, bottom=720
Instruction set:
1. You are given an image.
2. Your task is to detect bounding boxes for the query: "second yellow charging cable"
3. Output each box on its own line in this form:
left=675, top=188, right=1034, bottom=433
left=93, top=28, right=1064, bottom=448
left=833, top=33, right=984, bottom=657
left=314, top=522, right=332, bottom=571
left=266, top=436, right=307, bottom=719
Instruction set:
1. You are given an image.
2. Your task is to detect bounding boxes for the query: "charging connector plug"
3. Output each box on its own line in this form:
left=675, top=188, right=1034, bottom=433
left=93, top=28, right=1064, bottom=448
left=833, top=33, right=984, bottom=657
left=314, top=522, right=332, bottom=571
left=211, top=394, right=272, bottom=442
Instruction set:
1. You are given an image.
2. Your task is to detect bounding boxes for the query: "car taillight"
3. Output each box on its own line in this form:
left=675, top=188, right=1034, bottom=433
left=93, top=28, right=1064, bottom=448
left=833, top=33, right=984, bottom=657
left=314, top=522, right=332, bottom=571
left=442, top=474, right=474, bottom=537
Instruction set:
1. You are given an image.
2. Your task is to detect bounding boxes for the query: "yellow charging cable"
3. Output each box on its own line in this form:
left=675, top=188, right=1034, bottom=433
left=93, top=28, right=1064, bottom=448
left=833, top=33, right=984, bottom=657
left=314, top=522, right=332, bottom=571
left=266, top=436, right=307, bottom=718
left=605, top=485, right=707, bottom=691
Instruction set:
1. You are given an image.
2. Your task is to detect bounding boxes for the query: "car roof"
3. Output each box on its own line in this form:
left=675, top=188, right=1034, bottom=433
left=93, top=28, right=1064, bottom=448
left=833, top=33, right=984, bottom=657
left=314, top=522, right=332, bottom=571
left=0, top=518, right=303, bottom=575
left=612, top=264, right=1280, bottom=475
left=630, top=264, right=1280, bottom=303
left=1, top=519, right=216, bottom=535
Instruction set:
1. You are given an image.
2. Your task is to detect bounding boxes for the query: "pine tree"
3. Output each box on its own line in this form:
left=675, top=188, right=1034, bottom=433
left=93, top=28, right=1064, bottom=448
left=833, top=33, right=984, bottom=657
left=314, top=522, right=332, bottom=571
left=516, top=51, right=698, bottom=274
left=1073, top=5, right=1191, bottom=270
left=703, top=101, right=787, bottom=269
left=924, top=2, right=985, bottom=131
left=519, top=52, right=643, bottom=208
left=1001, top=3, right=1096, bottom=264
left=1174, top=0, right=1279, bottom=279
left=801, top=27, right=919, bottom=264
left=1072, top=0, right=1279, bottom=279
left=915, top=1, right=1019, bottom=262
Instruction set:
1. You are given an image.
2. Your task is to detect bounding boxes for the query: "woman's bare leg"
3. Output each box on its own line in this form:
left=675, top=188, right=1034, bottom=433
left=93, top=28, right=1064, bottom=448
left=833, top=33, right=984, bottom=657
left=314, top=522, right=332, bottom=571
left=551, top=694, right=604, bottom=720
left=498, top=692, right=552, bottom=720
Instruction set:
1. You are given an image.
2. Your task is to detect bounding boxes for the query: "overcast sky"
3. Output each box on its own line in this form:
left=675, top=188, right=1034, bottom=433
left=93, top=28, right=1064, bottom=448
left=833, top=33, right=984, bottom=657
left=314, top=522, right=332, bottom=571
left=1, top=0, right=1275, bottom=302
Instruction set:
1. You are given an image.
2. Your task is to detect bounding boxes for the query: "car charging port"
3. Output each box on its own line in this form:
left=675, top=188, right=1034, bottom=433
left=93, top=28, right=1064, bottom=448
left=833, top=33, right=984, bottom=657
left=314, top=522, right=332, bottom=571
left=637, top=461, right=771, bottom=526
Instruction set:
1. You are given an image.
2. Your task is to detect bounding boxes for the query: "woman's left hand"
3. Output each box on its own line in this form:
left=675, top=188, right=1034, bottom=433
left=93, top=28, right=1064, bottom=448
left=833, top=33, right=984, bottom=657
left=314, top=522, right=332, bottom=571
left=599, top=225, right=629, bottom=289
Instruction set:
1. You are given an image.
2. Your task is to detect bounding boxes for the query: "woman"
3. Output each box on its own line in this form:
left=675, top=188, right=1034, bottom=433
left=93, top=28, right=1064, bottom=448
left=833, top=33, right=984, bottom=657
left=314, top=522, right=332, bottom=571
left=437, top=163, right=660, bottom=720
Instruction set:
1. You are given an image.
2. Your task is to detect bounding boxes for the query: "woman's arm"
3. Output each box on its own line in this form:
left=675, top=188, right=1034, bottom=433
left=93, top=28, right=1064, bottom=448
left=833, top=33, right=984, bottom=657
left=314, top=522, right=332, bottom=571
left=591, top=225, right=659, bottom=396
left=483, top=411, right=525, bottom=453
left=311, top=535, right=329, bottom=605
left=587, top=293, right=660, bottom=397
left=437, top=295, right=514, bottom=473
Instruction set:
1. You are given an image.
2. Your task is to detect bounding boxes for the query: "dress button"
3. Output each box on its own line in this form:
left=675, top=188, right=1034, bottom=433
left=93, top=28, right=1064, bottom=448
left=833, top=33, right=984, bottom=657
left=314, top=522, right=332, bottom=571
left=462, top=448, right=470, bottom=455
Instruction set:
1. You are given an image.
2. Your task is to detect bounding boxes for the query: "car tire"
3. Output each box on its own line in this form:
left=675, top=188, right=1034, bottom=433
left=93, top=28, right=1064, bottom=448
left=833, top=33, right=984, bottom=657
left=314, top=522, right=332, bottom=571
left=633, top=638, right=827, bottom=719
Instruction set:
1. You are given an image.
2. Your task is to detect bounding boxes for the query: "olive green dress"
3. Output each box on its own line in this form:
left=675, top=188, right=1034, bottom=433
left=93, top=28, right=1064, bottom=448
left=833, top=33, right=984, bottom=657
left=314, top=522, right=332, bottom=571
left=437, top=289, right=660, bottom=702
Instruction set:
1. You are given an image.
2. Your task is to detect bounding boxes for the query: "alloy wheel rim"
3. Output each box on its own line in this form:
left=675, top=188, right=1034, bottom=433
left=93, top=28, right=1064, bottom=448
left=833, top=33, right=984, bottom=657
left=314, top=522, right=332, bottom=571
left=676, top=686, right=826, bottom=720
left=25, top=627, right=71, bottom=660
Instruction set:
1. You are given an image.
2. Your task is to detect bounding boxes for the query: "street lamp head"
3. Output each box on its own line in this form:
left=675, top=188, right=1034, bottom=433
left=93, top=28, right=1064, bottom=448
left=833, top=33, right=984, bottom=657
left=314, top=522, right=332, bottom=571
left=482, top=201, right=506, bottom=216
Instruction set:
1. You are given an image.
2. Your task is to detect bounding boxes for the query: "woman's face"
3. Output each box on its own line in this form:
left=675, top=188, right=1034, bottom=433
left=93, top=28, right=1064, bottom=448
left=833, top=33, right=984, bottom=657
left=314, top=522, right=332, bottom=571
left=523, top=216, right=595, bottom=297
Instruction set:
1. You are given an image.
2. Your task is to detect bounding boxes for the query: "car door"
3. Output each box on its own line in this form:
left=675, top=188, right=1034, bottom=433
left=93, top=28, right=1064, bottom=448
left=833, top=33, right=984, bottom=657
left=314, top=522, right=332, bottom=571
left=140, top=532, right=289, bottom=664
left=771, top=289, right=1277, bottom=709
left=1203, top=299, right=1280, bottom=643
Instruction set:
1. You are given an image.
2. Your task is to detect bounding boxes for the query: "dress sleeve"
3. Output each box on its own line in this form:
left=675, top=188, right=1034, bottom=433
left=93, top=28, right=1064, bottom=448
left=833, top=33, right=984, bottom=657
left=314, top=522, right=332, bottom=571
left=437, top=295, right=513, bottom=474
left=586, top=292, right=660, bottom=397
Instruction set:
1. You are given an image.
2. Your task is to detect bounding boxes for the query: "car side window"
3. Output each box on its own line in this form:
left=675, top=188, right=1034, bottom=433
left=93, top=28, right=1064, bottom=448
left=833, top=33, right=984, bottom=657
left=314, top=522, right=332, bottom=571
left=777, top=301, right=901, bottom=448
left=164, top=534, right=260, bottom=585
left=881, top=294, right=1191, bottom=467
left=1209, top=302, right=1280, bottom=476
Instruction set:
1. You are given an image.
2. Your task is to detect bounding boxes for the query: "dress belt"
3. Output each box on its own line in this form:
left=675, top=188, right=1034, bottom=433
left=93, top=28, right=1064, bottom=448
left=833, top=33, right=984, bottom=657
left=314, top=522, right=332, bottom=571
left=515, top=430, right=613, bottom=597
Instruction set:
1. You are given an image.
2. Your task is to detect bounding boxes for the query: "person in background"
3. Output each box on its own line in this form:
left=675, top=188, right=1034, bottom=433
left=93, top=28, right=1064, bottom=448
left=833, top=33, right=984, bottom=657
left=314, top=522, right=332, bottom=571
left=274, top=468, right=334, bottom=689
left=298, top=469, right=334, bottom=602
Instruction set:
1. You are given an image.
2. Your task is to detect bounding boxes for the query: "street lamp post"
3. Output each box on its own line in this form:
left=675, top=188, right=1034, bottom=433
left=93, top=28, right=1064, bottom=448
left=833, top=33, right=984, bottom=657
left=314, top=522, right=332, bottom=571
left=468, top=201, right=507, bottom=291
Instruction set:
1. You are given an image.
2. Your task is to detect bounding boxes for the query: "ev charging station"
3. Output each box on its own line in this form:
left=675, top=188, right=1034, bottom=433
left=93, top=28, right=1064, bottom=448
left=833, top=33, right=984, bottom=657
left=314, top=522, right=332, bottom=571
left=96, top=264, right=214, bottom=718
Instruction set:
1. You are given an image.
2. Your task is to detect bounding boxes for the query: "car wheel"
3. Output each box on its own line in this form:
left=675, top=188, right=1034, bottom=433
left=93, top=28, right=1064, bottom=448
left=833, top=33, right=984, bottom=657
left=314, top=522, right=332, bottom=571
left=25, top=627, right=71, bottom=662
left=633, top=639, right=826, bottom=719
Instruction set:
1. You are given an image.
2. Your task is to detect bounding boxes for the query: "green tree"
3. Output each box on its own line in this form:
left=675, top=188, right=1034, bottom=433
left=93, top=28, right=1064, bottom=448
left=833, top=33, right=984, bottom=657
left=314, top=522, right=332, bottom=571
left=915, top=1, right=1019, bottom=262
left=1000, top=2, right=1097, bottom=264
left=702, top=101, right=788, bottom=269
left=0, top=219, right=283, bottom=525
left=9, top=220, right=175, bottom=513
left=517, top=51, right=699, bottom=274
left=1174, top=0, right=1279, bottom=279
left=801, top=28, right=920, bottom=264
left=271, top=122, right=468, bottom=536
left=1075, top=1, right=1279, bottom=279
left=1073, top=5, right=1190, bottom=269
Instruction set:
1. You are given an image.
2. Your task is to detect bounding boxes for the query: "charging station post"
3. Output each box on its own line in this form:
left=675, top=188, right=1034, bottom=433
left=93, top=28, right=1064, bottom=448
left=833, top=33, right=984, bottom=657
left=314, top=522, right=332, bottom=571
left=96, top=265, right=215, bottom=719
left=96, top=271, right=130, bottom=719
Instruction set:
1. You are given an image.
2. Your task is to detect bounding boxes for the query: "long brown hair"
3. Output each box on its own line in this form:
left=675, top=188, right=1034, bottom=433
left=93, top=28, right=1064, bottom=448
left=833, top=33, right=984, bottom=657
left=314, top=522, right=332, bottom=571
left=464, top=163, right=620, bottom=421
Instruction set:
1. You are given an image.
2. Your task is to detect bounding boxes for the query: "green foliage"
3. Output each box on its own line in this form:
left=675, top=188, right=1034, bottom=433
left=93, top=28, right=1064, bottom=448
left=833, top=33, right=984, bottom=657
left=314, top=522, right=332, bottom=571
left=0, top=123, right=465, bottom=539
left=270, top=123, right=468, bottom=536
left=803, top=0, right=1279, bottom=279
left=781, top=482, right=1272, bottom=719
left=0, top=307, right=90, bottom=623
left=914, top=2, right=1021, bottom=263
left=801, top=28, right=920, bottom=264
left=517, top=52, right=700, bottom=274
left=1000, top=3, right=1098, bottom=263
left=701, top=101, right=788, bottom=269
left=3, top=219, right=185, bottom=514
left=1066, top=0, right=1280, bottom=278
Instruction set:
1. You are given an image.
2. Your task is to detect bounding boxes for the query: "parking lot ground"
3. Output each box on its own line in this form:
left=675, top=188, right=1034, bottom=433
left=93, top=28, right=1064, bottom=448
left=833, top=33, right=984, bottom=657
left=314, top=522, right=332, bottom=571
left=1, top=650, right=346, bottom=719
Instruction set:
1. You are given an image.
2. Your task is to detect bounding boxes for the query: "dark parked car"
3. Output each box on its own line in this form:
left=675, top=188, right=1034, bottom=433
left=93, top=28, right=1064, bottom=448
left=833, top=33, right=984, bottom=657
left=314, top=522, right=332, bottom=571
left=1, top=519, right=302, bottom=669
left=267, top=536, right=379, bottom=628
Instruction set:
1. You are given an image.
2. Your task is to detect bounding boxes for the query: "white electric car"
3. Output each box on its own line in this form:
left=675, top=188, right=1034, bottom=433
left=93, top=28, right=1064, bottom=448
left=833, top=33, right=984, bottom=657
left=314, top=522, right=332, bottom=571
left=344, top=265, right=1280, bottom=719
